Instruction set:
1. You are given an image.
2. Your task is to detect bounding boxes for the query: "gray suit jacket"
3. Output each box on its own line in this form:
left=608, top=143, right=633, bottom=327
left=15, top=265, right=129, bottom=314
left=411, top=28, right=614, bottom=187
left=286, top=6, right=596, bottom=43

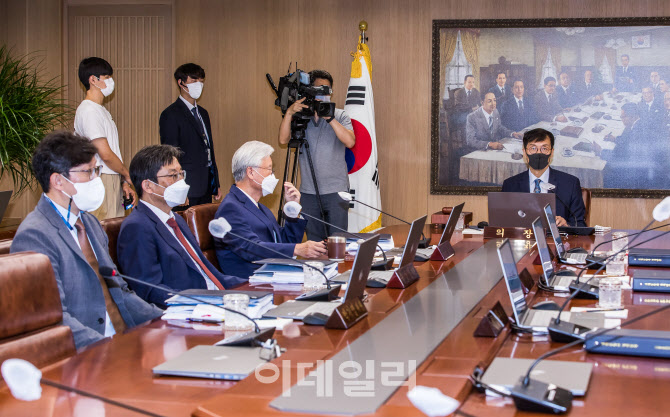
left=465, top=108, right=512, bottom=150
left=534, top=90, right=563, bottom=122
left=10, top=195, right=163, bottom=349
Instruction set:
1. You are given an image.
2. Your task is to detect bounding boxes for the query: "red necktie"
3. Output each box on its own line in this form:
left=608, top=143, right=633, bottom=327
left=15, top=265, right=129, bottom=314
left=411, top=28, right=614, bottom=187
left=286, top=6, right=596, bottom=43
left=166, top=217, right=224, bottom=290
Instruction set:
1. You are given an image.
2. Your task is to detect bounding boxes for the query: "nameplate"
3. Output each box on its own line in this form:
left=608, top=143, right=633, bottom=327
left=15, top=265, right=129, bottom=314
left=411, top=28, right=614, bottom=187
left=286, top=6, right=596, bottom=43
left=325, top=297, right=368, bottom=330
left=474, top=301, right=509, bottom=338
left=484, top=226, right=534, bottom=240
left=429, top=241, right=455, bottom=261
left=518, top=267, right=535, bottom=294
left=386, top=264, right=420, bottom=289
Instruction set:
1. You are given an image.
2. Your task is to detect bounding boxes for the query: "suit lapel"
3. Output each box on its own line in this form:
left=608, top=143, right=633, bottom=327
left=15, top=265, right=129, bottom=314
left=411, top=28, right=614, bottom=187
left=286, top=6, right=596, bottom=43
left=232, top=187, right=278, bottom=235
left=175, top=99, right=207, bottom=148
left=37, top=197, right=89, bottom=266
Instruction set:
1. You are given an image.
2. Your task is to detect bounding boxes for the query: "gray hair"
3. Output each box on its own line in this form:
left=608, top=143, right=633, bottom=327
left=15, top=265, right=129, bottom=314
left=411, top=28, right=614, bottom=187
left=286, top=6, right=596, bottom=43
left=232, top=140, right=275, bottom=182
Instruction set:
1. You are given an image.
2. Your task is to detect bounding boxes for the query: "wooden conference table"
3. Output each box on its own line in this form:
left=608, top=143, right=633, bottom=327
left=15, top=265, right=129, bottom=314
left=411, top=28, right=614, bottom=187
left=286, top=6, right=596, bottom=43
left=1, top=224, right=669, bottom=416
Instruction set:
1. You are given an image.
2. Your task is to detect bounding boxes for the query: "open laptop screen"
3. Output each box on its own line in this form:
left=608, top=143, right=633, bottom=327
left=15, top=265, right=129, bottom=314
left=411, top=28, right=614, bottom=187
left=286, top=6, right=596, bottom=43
left=343, top=234, right=379, bottom=302
left=532, top=217, right=555, bottom=284
left=398, top=215, right=428, bottom=268
left=496, top=239, right=528, bottom=323
left=543, top=204, right=566, bottom=258
left=438, top=203, right=464, bottom=246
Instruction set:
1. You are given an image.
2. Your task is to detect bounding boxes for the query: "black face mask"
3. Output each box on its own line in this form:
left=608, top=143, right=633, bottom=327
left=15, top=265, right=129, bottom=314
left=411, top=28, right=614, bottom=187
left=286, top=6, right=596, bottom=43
left=527, top=153, right=551, bottom=170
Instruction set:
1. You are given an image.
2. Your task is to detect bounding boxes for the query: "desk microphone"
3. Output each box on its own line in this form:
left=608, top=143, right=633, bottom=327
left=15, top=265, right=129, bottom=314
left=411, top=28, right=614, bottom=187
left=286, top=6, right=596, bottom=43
left=283, top=201, right=393, bottom=270
left=99, top=266, right=279, bottom=348
left=2, top=358, right=167, bottom=416
left=208, top=218, right=341, bottom=301
left=338, top=191, right=431, bottom=248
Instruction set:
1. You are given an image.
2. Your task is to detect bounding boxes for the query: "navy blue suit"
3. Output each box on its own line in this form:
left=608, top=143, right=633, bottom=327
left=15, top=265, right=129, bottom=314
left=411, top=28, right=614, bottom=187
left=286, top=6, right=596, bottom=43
left=501, top=168, right=587, bottom=227
left=117, top=202, right=246, bottom=308
left=215, top=185, right=308, bottom=279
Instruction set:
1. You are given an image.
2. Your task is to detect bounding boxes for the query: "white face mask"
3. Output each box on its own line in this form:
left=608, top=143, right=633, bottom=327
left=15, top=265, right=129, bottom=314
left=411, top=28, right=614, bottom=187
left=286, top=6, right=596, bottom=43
left=96, top=77, right=115, bottom=97
left=61, top=176, right=105, bottom=213
left=150, top=179, right=190, bottom=208
left=183, top=81, right=203, bottom=100
left=252, top=169, right=279, bottom=196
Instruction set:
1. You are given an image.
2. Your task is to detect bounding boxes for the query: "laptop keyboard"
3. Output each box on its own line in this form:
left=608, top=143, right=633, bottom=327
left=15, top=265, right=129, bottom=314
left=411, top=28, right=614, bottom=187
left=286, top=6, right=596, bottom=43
left=298, top=302, right=340, bottom=317
left=566, top=252, right=587, bottom=263
left=415, top=248, right=434, bottom=258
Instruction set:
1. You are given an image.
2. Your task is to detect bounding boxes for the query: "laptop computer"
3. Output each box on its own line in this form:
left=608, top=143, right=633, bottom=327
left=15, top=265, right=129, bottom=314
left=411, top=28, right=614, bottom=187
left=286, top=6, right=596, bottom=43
left=496, top=238, right=605, bottom=333
left=152, top=345, right=267, bottom=380
left=0, top=191, right=12, bottom=222
left=346, top=215, right=427, bottom=286
left=488, top=192, right=556, bottom=229
left=531, top=217, right=576, bottom=290
left=390, top=203, right=464, bottom=262
left=481, top=357, right=593, bottom=396
left=262, top=234, right=379, bottom=320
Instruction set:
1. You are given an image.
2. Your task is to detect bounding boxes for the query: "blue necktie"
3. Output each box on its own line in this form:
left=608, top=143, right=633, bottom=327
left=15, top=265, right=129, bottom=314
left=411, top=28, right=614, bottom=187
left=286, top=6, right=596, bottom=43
left=534, top=179, right=542, bottom=193
left=488, top=116, right=493, bottom=134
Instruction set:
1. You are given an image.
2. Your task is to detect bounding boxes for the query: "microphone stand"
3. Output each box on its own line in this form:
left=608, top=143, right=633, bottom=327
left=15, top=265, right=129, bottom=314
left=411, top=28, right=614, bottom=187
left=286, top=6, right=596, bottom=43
left=347, top=196, right=431, bottom=248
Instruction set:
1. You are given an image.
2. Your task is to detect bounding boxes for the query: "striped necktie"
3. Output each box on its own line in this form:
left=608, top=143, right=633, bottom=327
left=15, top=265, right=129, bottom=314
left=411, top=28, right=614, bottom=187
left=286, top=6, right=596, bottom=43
left=534, top=179, right=542, bottom=193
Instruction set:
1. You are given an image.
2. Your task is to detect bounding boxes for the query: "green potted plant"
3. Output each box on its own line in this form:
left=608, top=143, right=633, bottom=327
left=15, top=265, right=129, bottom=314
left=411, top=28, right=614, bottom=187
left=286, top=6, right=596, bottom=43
left=0, top=45, right=70, bottom=195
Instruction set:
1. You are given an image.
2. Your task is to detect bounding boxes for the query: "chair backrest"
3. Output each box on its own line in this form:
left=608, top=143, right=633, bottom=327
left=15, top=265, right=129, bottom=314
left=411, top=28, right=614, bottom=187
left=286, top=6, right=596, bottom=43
left=0, top=252, right=76, bottom=372
left=581, top=187, right=592, bottom=226
left=184, top=203, right=220, bottom=270
left=100, top=216, right=125, bottom=267
left=0, top=239, right=11, bottom=256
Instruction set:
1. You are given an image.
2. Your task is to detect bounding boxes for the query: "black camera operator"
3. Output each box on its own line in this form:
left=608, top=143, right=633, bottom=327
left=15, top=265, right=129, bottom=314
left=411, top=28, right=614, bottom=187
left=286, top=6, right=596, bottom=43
left=278, top=69, right=356, bottom=241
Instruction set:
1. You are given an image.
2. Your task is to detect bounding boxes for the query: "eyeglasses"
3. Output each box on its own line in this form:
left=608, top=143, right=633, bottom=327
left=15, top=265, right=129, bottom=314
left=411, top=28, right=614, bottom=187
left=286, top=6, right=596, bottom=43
left=525, top=145, right=553, bottom=155
left=253, top=166, right=275, bottom=176
left=68, top=165, right=102, bottom=180
left=157, top=170, right=187, bottom=182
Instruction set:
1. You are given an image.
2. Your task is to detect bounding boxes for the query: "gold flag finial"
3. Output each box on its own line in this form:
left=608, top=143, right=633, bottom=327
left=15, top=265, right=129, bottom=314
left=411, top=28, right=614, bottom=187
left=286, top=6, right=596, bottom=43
left=359, top=20, right=368, bottom=31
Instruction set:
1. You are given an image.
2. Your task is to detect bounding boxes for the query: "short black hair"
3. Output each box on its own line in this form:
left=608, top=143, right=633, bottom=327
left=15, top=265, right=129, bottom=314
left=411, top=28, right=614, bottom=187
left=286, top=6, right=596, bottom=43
left=512, top=78, right=524, bottom=87
left=621, top=54, right=630, bottom=59
left=78, top=57, right=113, bottom=90
left=621, top=102, right=639, bottom=119
left=464, top=74, right=474, bottom=82
left=496, top=71, right=506, bottom=78
left=32, top=131, right=98, bottom=193
left=309, top=69, right=333, bottom=87
left=174, top=63, right=205, bottom=86
left=129, top=145, right=183, bottom=199
left=523, top=128, right=554, bottom=149
left=543, top=76, right=556, bottom=86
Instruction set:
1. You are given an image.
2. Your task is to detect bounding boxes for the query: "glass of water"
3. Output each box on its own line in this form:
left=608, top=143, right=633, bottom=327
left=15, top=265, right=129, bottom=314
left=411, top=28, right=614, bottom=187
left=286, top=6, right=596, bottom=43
left=303, top=261, right=325, bottom=291
left=606, top=251, right=626, bottom=276
left=455, top=213, right=465, bottom=231
left=223, top=293, right=253, bottom=331
left=611, top=231, right=628, bottom=254
left=598, top=276, right=622, bottom=309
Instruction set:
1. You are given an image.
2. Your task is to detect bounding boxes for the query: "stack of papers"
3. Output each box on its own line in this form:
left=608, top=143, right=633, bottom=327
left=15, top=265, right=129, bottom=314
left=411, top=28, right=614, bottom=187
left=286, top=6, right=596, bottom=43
left=161, top=290, right=274, bottom=322
left=249, top=262, right=339, bottom=286
left=340, top=233, right=394, bottom=253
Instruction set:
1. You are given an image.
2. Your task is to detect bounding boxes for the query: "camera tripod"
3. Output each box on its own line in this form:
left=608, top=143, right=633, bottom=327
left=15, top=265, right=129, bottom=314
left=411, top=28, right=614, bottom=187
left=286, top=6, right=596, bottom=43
left=277, top=120, right=328, bottom=238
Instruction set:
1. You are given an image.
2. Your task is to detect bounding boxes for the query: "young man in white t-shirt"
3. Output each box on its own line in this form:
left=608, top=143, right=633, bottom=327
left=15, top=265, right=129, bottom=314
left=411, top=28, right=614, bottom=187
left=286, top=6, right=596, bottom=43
left=74, top=57, right=136, bottom=220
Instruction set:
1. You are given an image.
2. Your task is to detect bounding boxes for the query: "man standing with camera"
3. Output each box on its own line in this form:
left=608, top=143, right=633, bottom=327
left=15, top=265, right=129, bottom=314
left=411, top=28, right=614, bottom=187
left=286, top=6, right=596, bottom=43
left=278, top=70, right=355, bottom=241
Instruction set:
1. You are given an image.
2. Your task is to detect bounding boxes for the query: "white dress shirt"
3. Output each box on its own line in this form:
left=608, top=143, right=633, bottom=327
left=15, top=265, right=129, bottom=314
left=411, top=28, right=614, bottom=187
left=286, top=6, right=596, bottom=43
left=237, top=187, right=259, bottom=208
left=141, top=200, right=218, bottom=289
left=528, top=167, right=551, bottom=193
left=44, top=194, right=116, bottom=337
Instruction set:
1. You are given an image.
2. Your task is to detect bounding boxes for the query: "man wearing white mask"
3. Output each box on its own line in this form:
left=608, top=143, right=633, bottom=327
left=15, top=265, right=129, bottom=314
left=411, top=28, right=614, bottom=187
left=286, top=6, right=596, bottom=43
left=11, top=131, right=162, bottom=349
left=117, top=145, right=245, bottom=308
left=215, top=141, right=327, bottom=279
left=278, top=69, right=355, bottom=241
left=159, top=63, right=221, bottom=208
left=74, top=57, right=136, bottom=220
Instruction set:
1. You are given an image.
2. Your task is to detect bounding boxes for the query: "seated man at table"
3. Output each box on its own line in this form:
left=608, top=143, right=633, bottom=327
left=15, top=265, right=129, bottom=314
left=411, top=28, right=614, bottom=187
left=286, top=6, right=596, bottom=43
left=117, top=145, right=246, bottom=308
left=10, top=131, right=163, bottom=349
left=534, top=77, right=568, bottom=123
left=557, top=72, right=577, bottom=108
left=502, top=128, right=587, bottom=227
left=637, top=87, right=663, bottom=129
left=501, top=79, right=538, bottom=132
left=466, top=92, right=522, bottom=151
left=575, top=70, right=603, bottom=102
left=649, top=71, right=662, bottom=93
left=215, top=141, right=326, bottom=279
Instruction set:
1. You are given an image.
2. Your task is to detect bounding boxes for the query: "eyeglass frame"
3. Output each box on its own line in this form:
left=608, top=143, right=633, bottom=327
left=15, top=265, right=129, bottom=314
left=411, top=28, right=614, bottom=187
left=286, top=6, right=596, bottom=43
left=251, top=166, right=275, bottom=176
left=156, top=170, right=187, bottom=183
left=524, top=144, right=553, bottom=155
left=67, top=165, right=103, bottom=181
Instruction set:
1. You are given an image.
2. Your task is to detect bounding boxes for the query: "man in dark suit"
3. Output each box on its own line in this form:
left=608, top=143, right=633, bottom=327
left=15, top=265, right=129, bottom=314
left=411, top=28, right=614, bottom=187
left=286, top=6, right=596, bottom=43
left=466, top=92, right=523, bottom=151
left=637, top=87, right=663, bottom=129
left=614, top=54, right=637, bottom=93
left=556, top=72, right=577, bottom=108
left=11, top=131, right=162, bottom=349
left=215, top=141, right=327, bottom=279
left=502, top=128, right=587, bottom=227
left=649, top=71, right=662, bottom=93
left=575, top=70, right=603, bottom=102
left=534, top=77, right=568, bottom=123
left=501, top=80, right=538, bottom=131
left=117, top=145, right=245, bottom=308
left=453, top=74, right=481, bottom=120
left=159, top=63, right=221, bottom=208
left=488, top=72, right=510, bottom=103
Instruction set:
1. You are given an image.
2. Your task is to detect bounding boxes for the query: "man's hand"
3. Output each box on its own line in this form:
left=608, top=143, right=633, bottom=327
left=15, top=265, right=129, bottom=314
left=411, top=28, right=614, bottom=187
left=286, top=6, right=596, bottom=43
left=512, top=132, right=523, bottom=139
left=594, top=94, right=603, bottom=101
left=487, top=142, right=504, bottom=150
left=286, top=97, right=308, bottom=117
left=122, top=181, right=137, bottom=206
left=294, top=240, right=327, bottom=258
left=284, top=182, right=300, bottom=203
left=555, top=216, right=568, bottom=227
left=556, top=115, right=568, bottom=123
left=214, top=188, right=223, bottom=201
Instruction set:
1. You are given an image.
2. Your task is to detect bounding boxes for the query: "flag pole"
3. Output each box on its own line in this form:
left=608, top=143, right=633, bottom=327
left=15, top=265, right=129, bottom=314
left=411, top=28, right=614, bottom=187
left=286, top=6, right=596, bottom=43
left=359, top=20, right=368, bottom=44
